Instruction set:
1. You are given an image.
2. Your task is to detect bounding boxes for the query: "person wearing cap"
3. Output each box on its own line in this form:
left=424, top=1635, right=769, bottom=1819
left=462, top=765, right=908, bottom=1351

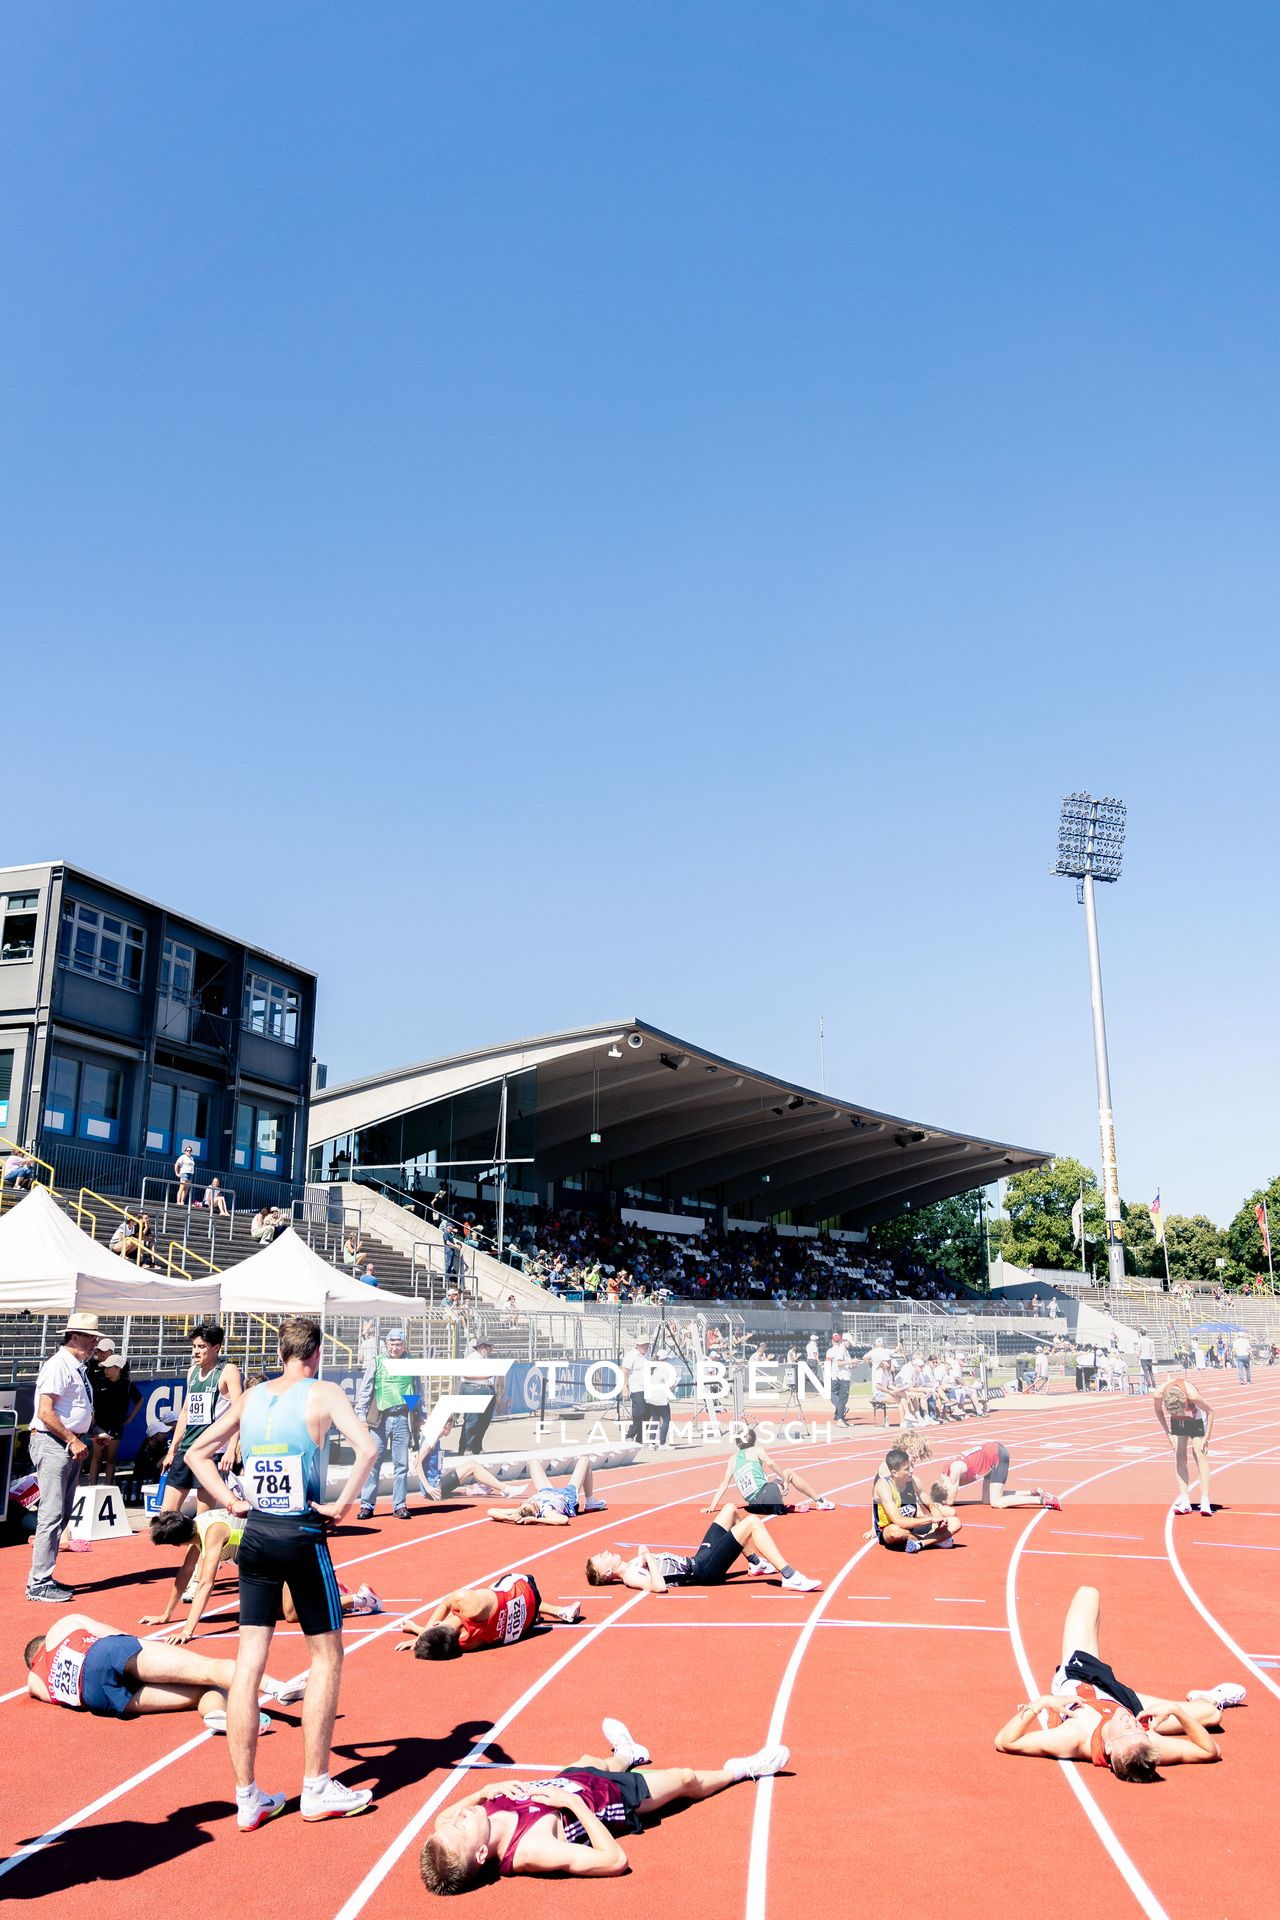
left=458, top=1339, right=499, bottom=1455
left=621, top=1335, right=651, bottom=1443
left=27, top=1311, right=100, bottom=1602
left=825, top=1332, right=854, bottom=1426
left=88, top=1345, right=142, bottom=1486
left=358, top=1328, right=415, bottom=1520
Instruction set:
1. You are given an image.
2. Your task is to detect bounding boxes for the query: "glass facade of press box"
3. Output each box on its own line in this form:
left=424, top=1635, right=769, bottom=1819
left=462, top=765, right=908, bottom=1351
left=243, top=973, right=300, bottom=1046
left=58, top=900, right=146, bottom=990
left=309, top=1068, right=537, bottom=1190
left=43, top=1053, right=124, bottom=1145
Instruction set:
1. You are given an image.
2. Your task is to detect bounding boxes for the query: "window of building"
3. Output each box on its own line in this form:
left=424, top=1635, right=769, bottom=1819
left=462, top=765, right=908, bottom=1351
left=0, top=1048, right=12, bottom=1127
left=58, top=901, right=145, bottom=991
left=175, top=1087, right=211, bottom=1160
left=159, top=938, right=194, bottom=1000
left=44, top=1055, right=80, bottom=1135
left=242, top=973, right=300, bottom=1046
left=1, top=891, right=38, bottom=963
left=79, top=1063, right=123, bottom=1144
left=235, top=1101, right=289, bottom=1174
left=146, top=1082, right=175, bottom=1155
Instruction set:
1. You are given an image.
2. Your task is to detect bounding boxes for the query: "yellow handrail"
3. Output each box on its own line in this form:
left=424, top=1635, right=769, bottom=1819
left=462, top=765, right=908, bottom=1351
left=0, top=1134, right=56, bottom=1192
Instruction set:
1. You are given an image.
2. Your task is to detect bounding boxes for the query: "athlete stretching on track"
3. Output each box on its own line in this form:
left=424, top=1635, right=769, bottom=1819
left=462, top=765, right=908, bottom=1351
left=1153, top=1377, right=1214, bottom=1515
left=144, top=1507, right=381, bottom=1643
left=488, top=1455, right=605, bottom=1525
left=419, top=1716, right=788, bottom=1891
left=902, top=1432, right=1061, bottom=1510
left=586, top=1503, right=821, bottom=1591
left=994, top=1584, right=1244, bottom=1779
left=186, top=1313, right=379, bottom=1832
left=393, top=1572, right=582, bottom=1659
left=703, top=1427, right=835, bottom=1515
left=24, top=1611, right=273, bottom=1733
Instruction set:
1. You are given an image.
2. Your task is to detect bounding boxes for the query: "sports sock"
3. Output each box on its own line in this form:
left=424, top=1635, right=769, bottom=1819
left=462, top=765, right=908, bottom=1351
left=779, top=1564, right=795, bottom=1579
left=303, top=1774, right=330, bottom=1796
left=236, top=1783, right=263, bottom=1807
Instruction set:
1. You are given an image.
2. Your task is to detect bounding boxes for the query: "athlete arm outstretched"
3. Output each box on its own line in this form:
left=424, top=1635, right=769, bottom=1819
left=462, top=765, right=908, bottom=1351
left=161, top=1526, right=228, bottom=1642
left=139, top=1541, right=202, bottom=1628
left=704, top=1467, right=733, bottom=1513
left=312, top=1381, right=379, bottom=1522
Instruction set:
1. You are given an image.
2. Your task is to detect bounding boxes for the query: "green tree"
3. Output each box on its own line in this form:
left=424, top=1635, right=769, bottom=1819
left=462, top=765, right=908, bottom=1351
left=1226, top=1176, right=1280, bottom=1289
left=1164, top=1214, right=1233, bottom=1289
left=1119, top=1198, right=1158, bottom=1279
left=871, top=1188, right=988, bottom=1292
left=997, top=1158, right=1106, bottom=1277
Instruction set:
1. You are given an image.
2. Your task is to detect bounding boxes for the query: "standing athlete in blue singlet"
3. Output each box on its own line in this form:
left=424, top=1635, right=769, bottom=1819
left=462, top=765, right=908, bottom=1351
left=187, top=1314, right=379, bottom=1833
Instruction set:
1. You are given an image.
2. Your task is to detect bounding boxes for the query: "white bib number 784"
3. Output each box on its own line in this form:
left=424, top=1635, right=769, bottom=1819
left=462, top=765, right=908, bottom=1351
left=245, top=1448, right=305, bottom=1512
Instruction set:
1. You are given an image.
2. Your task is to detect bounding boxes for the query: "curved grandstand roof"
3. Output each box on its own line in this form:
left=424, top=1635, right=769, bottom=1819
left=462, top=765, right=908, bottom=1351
left=309, top=1020, right=1050, bottom=1227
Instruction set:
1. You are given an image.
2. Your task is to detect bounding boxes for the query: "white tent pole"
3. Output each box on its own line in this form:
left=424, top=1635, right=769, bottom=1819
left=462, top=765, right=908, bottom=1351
left=319, top=1305, right=327, bottom=1380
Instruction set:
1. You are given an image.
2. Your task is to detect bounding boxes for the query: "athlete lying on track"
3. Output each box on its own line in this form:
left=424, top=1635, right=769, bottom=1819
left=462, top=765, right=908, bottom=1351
left=418, top=1423, right=524, bottom=1503
left=488, top=1455, right=606, bottom=1526
left=994, top=1584, right=1244, bottom=1779
left=703, top=1426, right=835, bottom=1515
left=901, top=1432, right=1062, bottom=1510
left=870, top=1448, right=961, bottom=1551
left=393, top=1571, right=583, bottom=1659
left=586, top=1503, right=821, bottom=1591
left=143, top=1507, right=381, bottom=1643
left=420, top=1716, right=788, bottom=1891
left=24, top=1611, right=273, bottom=1732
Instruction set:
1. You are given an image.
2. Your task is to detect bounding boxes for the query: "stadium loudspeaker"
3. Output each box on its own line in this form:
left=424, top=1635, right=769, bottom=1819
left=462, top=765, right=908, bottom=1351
left=627, top=1032, right=644, bottom=1049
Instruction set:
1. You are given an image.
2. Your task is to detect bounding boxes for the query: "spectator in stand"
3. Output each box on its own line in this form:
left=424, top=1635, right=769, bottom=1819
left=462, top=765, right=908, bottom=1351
left=504, top=1292, right=523, bottom=1328
left=3, top=1147, right=36, bottom=1191
left=342, top=1232, right=362, bottom=1268
left=88, top=1345, right=142, bottom=1484
left=204, top=1177, right=230, bottom=1218
left=174, top=1147, right=196, bottom=1205
left=117, top=1213, right=157, bottom=1268
left=250, top=1205, right=282, bottom=1247
left=358, top=1257, right=379, bottom=1288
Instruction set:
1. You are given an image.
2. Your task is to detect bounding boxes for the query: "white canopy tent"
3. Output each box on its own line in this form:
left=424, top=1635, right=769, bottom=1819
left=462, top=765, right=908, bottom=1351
left=217, top=1228, right=427, bottom=1319
left=0, top=1186, right=222, bottom=1315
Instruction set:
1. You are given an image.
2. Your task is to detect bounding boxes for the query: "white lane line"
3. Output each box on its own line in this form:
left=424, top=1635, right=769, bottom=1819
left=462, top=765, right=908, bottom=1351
left=1189, top=1541, right=1280, bottom=1552
left=331, top=1588, right=648, bottom=1920
left=936, top=1597, right=986, bottom=1604
left=1162, top=1436, right=1280, bottom=1706
left=1024, top=1550, right=1167, bottom=1560
left=743, top=1536, right=876, bottom=1920
left=1055, top=1531, right=1144, bottom=1541
left=1006, top=1459, right=1173, bottom=1920
left=0, top=1726, right=214, bottom=1882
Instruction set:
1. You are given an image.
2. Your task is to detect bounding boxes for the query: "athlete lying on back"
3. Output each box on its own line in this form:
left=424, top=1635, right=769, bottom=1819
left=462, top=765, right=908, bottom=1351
left=394, top=1572, right=582, bottom=1659
left=586, top=1502, right=820, bottom=1591
left=488, top=1456, right=606, bottom=1526
left=994, top=1584, right=1243, bottom=1779
left=420, top=1716, right=788, bottom=1892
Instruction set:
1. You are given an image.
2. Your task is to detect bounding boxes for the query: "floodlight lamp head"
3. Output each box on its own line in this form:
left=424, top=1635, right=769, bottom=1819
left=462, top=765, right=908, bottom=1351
left=1052, top=790, right=1126, bottom=883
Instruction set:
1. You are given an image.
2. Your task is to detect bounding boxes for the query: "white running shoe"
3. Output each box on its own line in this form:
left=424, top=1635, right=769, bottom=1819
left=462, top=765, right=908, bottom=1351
left=349, top=1584, right=382, bottom=1615
left=181, top=1577, right=198, bottom=1604
left=236, top=1787, right=286, bottom=1833
left=558, top=1602, right=583, bottom=1624
left=815, top=1497, right=836, bottom=1510
left=1199, top=1502, right=1213, bottom=1516
left=601, top=1717, right=651, bottom=1767
left=1189, top=1684, right=1246, bottom=1710
left=725, top=1745, right=789, bottom=1780
left=204, top=1710, right=271, bottom=1735
left=300, top=1777, right=373, bottom=1822
left=781, top=1571, right=821, bottom=1592
left=1173, top=1499, right=1192, bottom=1514
left=267, top=1675, right=309, bottom=1706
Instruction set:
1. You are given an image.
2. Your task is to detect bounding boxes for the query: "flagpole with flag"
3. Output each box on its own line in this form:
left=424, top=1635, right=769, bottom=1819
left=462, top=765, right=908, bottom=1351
left=1256, top=1199, right=1275, bottom=1295
left=1071, top=1184, right=1087, bottom=1279
left=1150, top=1190, right=1172, bottom=1292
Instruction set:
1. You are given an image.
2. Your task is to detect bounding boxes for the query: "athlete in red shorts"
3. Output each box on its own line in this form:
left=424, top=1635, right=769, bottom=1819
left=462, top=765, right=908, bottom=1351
left=394, top=1573, right=583, bottom=1660
left=904, top=1432, right=1060, bottom=1510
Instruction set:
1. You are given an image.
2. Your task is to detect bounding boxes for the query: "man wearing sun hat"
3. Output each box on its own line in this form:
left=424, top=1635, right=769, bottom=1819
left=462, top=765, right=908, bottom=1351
left=26, top=1311, right=100, bottom=1603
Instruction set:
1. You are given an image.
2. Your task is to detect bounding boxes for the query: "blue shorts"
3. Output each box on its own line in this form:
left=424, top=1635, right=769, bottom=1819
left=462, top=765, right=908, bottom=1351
left=538, top=1485, right=578, bottom=1519
left=81, top=1635, right=144, bottom=1717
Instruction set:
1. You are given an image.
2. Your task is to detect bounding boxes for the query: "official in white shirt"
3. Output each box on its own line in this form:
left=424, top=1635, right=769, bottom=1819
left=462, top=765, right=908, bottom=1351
left=28, top=1310, right=100, bottom=1602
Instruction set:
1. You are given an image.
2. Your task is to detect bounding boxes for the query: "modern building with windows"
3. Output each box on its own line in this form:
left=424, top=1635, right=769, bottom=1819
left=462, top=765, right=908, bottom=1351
left=0, top=861, right=317, bottom=1202
left=308, top=1019, right=1047, bottom=1241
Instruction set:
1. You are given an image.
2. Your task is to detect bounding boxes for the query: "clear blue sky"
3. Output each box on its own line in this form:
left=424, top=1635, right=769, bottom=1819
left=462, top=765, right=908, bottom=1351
left=3, top=4, right=1277, bottom=1227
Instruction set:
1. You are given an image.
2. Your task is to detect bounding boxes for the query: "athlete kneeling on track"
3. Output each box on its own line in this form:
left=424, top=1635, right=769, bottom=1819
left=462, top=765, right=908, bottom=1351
left=25, top=1611, right=274, bottom=1733
left=994, top=1585, right=1244, bottom=1779
left=488, top=1455, right=605, bottom=1526
left=393, top=1572, right=582, bottom=1659
left=586, top=1503, right=821, bottom=1591
left=420, top=1716, right=788, bottom=1892
left=870, top=1448, right=961, bottom=1551
left=185, top=1313, right=379, bottom=1832
left=902, top=1432, right=1061, bottom=1510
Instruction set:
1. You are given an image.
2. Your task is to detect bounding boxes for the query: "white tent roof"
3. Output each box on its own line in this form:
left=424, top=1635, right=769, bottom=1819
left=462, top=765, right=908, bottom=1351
left=0, top=1186, right=222, bottom=1315
left=217, top=1228, right=427, bottom=1318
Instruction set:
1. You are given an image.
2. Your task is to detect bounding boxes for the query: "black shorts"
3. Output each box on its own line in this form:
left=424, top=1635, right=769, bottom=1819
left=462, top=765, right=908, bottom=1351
left=165, top=1454, right=201, bottom=1493
left=987, top=1443, right=1010, bottom=1486
left=1170, top=1415, right=1206, bottom=1438
left=1056, top=1649, right=1144, bottom=1716
left=567, top=1767, right=651, bottom=1835
left=745, top=1482, right=787, bottom=1514
left=238, top=1510, right=345, bottom=1637
left=686, top=1520, right=743, bottom=1585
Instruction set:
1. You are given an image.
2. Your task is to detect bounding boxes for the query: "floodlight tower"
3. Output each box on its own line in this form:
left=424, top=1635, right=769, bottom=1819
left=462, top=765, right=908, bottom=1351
left=1053, top=793, right=1128, bottom=1289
